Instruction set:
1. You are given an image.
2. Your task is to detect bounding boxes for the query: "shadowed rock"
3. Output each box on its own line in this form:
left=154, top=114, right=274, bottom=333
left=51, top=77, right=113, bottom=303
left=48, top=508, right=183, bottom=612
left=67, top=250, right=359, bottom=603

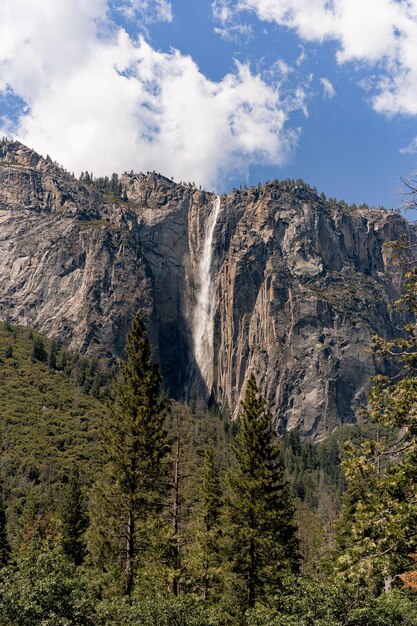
left=0, top=140, right=414, bottom=438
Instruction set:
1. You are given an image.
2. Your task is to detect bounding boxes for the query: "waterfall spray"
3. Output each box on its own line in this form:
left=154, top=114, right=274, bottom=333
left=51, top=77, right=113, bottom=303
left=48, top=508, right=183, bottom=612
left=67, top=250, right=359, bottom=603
left=193, top=195, right=221, bottom=393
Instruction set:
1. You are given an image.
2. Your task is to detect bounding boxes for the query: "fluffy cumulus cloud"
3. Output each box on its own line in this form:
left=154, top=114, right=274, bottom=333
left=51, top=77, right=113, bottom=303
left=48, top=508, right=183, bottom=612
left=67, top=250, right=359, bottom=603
left=216, top=0, right=417, bottom=116
left=0, top=0, right=298, bottom=189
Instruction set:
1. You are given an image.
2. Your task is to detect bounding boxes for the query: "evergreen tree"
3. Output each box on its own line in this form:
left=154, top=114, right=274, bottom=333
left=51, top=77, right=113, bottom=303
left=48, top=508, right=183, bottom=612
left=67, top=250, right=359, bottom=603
left=4, top=315, right=12, bottom=333
left=169, top=409, right=182, bottom=597
left=193, top=445, right=223, bottom=599
left=337, top=268, right=417, bottom=590
left=223, top=374, right=299, bottom=611
left=48, top=340, right=59, bottom=370
left=201, top=446, right=222, bottom=538
left=31, top=337, right=47, bottom=363
left=165, top=403, right=202, bottom=597
left=89, top=315, right=169, bottom=595
left=110, top=172, right=119, bottom=195
left=0, top=482, right=10, bottom=566
left=60, top=466, right=88, bottom=565
left=0, top=518, right=97, bottom=626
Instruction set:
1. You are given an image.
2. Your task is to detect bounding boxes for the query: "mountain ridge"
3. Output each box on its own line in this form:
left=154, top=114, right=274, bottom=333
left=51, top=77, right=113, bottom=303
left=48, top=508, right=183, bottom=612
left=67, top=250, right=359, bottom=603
left=0, top=139, right=414, bottom=438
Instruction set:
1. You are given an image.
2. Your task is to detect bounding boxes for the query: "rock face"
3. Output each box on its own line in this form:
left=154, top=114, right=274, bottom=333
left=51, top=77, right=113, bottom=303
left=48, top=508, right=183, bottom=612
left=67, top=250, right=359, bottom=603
left=0, top=140, right=414, bottom=438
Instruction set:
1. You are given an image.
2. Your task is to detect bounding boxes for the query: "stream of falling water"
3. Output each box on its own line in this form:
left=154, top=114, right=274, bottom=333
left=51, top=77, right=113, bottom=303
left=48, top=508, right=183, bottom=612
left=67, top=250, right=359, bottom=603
left=193, top=195, right=221, bottom=394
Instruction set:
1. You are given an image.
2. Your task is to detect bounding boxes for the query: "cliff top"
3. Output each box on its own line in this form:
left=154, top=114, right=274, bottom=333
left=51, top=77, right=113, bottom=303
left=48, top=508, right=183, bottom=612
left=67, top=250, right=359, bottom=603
left=0, top=139, right=406, bottom=231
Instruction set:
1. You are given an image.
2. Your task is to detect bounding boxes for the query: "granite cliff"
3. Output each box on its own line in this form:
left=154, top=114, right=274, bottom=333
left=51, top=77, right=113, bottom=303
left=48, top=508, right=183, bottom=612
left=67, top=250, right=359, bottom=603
left=0, top=140, right=413, bottom=438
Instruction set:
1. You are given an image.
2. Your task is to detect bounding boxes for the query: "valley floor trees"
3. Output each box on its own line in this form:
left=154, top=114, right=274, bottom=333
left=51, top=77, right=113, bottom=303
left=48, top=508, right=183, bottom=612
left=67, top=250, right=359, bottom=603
left=88, top=315, right=170, bottom=595
left=223, top=373, right=300, bottom=612
left=337, top=268, right=417, bottom=592
left=3, top=312, right=417, bottom=623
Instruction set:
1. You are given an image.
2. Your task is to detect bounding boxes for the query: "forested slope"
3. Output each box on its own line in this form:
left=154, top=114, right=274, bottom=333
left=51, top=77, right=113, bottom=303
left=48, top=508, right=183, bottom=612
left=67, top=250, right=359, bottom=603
left=0, top=318, right=416, bottom=624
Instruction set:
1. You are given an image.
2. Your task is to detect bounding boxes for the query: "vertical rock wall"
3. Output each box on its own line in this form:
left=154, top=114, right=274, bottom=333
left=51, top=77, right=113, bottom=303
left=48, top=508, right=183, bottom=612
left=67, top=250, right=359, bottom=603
left=0, top=141, right=413, bottom=438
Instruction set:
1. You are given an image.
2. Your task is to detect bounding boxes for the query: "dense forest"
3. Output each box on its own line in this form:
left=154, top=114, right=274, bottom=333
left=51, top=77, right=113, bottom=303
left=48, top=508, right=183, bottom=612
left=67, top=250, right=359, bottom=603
left=1, top=269, right=417, bottom=625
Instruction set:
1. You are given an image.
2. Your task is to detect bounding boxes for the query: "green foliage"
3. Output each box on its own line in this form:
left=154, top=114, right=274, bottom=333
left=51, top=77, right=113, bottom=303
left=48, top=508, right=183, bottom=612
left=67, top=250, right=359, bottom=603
left=89, top=315, right=169, bottom=595
left=245, top=578, right=417, bottom=626
left=336, top=268, right=417, bottom=587
left=96, top=594, right=217, bottom=626
left=60, top=465, right=88, bottom=565
left=162, top=401, right=232, bottom=597
left=186, top=445, right=224, bottom=599
left=3, top=315, right=416, bottom=622
left=0, top=322, right=106, bottom=549
left=48, top=340, right=59, bottom=370
left=223, top=374, right=299, bottom=612
left=201, top=446, right=222, bottom=537
left=280, top=423, right=394, bottom=572
left=280, top=428, right=345, bottom=507
left=31, top=336, right=47, bottom=363
left=0, top=484, right=10, bottom=566
left=0, top=558, right=97, bottom=626
left=343, top=591, right=417, bottom=625
left=79, top=171, right=125, bottom=202
left=0, top=523, right=97, bottom=626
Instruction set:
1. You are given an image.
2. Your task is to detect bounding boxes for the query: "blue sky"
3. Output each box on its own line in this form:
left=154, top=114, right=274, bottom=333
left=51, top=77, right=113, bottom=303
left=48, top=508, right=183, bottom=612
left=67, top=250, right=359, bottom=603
left=1, top=0, right=417, bottom=209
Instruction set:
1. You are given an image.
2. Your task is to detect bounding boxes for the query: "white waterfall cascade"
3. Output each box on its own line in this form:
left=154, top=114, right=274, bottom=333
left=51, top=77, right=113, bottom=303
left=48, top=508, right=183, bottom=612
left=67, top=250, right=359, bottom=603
left=193, top=195, right=222, bottom=393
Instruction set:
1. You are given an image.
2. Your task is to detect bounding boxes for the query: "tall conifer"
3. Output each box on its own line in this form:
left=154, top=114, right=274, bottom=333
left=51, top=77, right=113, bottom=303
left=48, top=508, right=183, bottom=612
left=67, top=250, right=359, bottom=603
left=0, top=482, right=10, bottom=566
left=60, top=466, right=88, bottom=565
left=186, top=443, right=224, bottom=599
left=336, top=268, right=417, bottom=589
left=90, top=315, right=169, bottom=595
left=199, top=445, right=223, bottom=599
left=224, top=373, right=299, bottom=610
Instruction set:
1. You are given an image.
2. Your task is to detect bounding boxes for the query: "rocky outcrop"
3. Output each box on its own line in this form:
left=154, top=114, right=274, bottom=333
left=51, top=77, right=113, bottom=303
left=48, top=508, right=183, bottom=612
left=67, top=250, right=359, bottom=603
left=0, top=141, right=152, bottom=360
left=0, top=140, right=413, bottom=438
left=210, top=185, right=410, bottom=437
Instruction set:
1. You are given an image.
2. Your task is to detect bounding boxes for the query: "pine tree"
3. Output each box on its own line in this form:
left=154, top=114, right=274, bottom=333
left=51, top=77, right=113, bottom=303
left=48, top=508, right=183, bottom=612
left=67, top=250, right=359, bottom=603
left=336, top=268, right=417, bottom=590
left=60, top=466, right=88, bottom=565
left=195, top=445, right=223, bottom=599
left=48, top=340, right=59, bottom=370
left=0, top=482, right=10, bottom=566
left=202, top=447, right=222, bottom=538
left=31, top=336, right=47, bottom=363
left=169, top=409, right=182, bottom=597
left=4, top=315, right=12, bottom=333
left=89, top=315, right=169, bottom=595
left=224, top=374, right=299, bottom=611
left=166, top=403, right=203, bottom=597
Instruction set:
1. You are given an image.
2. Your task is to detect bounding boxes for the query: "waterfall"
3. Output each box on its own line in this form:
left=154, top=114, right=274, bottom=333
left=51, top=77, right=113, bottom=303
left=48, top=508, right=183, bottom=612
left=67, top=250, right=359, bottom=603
left=193, top=195, right=221, bottom=393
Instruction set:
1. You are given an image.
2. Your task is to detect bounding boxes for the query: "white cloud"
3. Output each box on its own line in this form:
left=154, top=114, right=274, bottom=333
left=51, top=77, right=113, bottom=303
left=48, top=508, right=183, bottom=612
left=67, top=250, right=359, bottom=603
left=320, top=77, right=336, bottom=98
left=295, top=47, right=307, bottom=67
left=218, top=0, right=417, bottom=116
left=212, top=0, right=234, bottom=25
left=113, top=0, right=173, bottom=24
left=214, top=22, right=253, bottom=43
left=267, top=60, right=292, bottom=80
left=400, top=137, right=417, bottom=154
left=212, top=0, right=254, bottom=42
left=0, top=1, right=299, bottom=190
